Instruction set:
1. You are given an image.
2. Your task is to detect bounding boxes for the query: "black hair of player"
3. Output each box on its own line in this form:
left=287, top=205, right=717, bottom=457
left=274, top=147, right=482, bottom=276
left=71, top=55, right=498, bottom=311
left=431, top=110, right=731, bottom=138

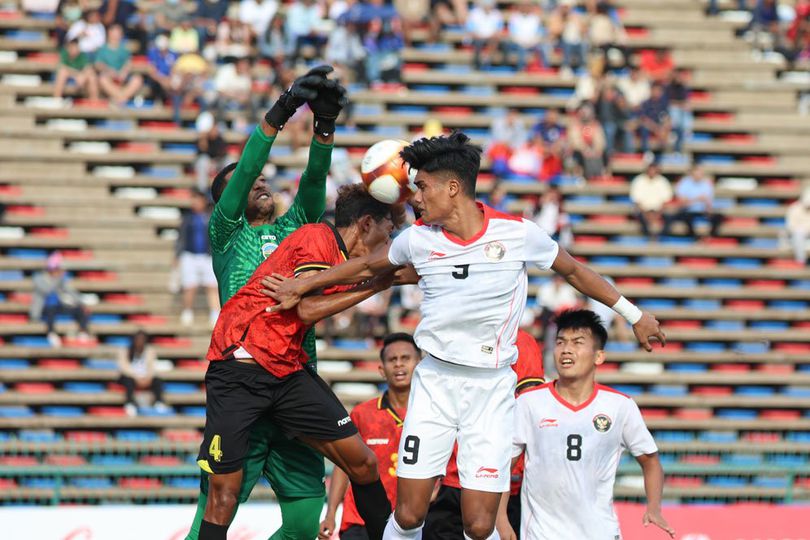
left=334, top=184, right=391, bottom=228
left=379, top=332, right=419, bottom=362
left=211, top=162, right=238, bottom=203
left=400, top=131, right=482, bottom=197
left=555, top=309, right=608, bottom=350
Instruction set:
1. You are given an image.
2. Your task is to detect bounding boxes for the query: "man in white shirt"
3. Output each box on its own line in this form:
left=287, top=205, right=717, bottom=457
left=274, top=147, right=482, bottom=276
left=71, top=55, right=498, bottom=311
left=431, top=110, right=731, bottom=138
left=238, top=0, right=278, bottom=38
left=504, top=309, right=674, bottom=540
left=467, top=0, right=504, bottom=69
left=504, top=3, right=549, bottom=70
left=264, top=132, right=664, bottom=540
left=629, top=163, right=673, bottom=238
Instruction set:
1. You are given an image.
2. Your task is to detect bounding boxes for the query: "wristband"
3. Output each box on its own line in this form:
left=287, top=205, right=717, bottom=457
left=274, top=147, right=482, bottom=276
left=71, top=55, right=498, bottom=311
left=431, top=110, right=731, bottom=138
left=612, top=296, right=642, bottom=325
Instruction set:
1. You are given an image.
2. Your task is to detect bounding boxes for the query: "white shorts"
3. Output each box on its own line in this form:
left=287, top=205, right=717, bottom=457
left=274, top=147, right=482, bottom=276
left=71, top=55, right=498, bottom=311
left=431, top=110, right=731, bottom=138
left=396, top=355, right=516, bottom=492
left=179, top=252, right=216, bottom=289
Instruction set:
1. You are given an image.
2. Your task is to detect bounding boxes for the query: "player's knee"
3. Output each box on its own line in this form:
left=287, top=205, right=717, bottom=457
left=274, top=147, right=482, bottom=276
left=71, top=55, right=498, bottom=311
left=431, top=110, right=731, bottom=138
left=346, top=450, right=379, bottom=484
left=462, top=516, right=495, bottom=540
left=394, top=507, right=425, bottom=531
left=207, top=477, right=239, bottom=516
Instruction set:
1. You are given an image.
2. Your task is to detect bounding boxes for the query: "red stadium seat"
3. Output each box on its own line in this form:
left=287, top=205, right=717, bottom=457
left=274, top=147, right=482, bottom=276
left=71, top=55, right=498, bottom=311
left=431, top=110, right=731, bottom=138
left=712, top=364, right=750, bottom=372
left=666, top=477, right=703, bottom=487
left=726, top=300, right=764, bottom=310
left=119, top=478, right=162, bottom=489
left=140, top=456, right=182, bottom=466
left=674, top=408, right=713, bottom=419
left=681, top=455, right=721, bottom=464
left=760, top=410, right=801, bottom=420
left=87, top=407, right=127, bottom=417
left=640, top=409, right=669, bottom=419
left=29, top=227, right=69, bottom=238
left=163, top=429, right=200, bottom=442
left=45, top=455, right=87, bottom=466
left=0, top=456, right=39, bottom=466
left=15, top=383, right=55, bottom=393
left=77, top=271, right=117, bottom=281
left=38, top=359, right=80, bottom=369
left=176, top=360, right=207, bottom=370
left=693, top=386, right=733, bottom=396
left=742, top=432, right=780, bottom=442
left=65, top=431, right=108, bottom=442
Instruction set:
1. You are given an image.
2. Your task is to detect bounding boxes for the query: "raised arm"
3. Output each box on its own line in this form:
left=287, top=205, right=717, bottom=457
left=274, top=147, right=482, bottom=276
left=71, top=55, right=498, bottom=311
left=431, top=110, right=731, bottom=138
left=551, top=248, right=665, bottom=351
left=636, top=453, right=675, bottom=538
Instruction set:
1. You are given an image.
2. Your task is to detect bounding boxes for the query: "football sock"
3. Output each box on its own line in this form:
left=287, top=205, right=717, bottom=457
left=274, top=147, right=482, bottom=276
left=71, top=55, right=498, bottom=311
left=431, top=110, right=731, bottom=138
left=352, top=479, right=392, bottom=540
left=463, top=529, right=500, bottom=540
left=268, top=495, right=324, bottom=540
left=383, top=513, right=423, bottom=539
left=198, top=520, right=228, bottom=540
left=184, top=492, right=209, bottom=540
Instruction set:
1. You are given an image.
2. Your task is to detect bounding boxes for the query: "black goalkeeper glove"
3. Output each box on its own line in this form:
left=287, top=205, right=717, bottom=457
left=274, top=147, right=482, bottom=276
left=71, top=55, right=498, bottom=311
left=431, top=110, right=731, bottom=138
left=264, top=65, right=333, bottom=130
left=308, top=78, right=348, bottom=137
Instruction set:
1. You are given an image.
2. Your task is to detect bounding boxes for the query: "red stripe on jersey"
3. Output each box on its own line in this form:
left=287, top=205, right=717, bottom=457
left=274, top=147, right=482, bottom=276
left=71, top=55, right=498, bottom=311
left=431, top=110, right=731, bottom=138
left=595, top=383, right=631, bottom=399
left=549, top=381, right=600, bottom=412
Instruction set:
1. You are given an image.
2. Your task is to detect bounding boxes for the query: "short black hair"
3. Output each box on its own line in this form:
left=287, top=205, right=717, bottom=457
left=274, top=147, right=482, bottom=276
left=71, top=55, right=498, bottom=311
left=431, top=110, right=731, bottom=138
left=400, top=131, right=482, bottom=197
left=555, top=309, right=608, bottom=350
left=211, top=162, right=238, bottom=203
left=334, top=183, right=391, bottom=227
left=379, top=332, right=419, bottom=362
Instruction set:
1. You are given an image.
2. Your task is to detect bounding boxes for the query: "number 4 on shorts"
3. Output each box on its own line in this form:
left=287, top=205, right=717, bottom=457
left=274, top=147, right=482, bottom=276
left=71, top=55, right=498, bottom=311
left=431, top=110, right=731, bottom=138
left=209, top=434, right=223, bottom=462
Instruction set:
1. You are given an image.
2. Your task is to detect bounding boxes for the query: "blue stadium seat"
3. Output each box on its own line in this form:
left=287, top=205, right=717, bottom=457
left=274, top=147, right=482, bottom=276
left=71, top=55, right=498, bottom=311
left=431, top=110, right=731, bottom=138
left=41, top=406, right=84, bottom=417
left=71, top=478, right=115, bottom=488
left=705, top=320, right=744, bottom=331
left=699, top=431, right=737, bottom=443
left=658, top=236, right=693, bottom=245
left=98, top=119, right=136, bottom=130
left=637, top=299, right=677, bottom=309
left=143, top=166, right=177, bottom=178
left=704, top=279, right=742, bottom=287
left=333, top=339, right=368, bottom=350
left=742, top=199, right=780, bottom=207
left=164, top=383, right=197, bottom=394
left=163, top=144, right=196, bottom=155
left=769, top=300, right=808, bottom=310
left=752, top=477, right=789, bottom=488
left=706, top=477, right=748, bottom=487
left=683, top=299, right=721, bottom=310
left=786, top=432, right=810, bottom=443
left=662, top=278, right=698, bottom=288
left=90, top=455, right=135, bottom=465
left=725, top=454, right=763, bottom=465
left=750, top=321, right=789, bottom=331
left=790, top=280, right=810, bottom=289
left=743, top=238, right=779, bottom=248
left=604, top=342, right=636, bottom=353
left=614, top=236, right=648, bottom=245
left=115, top=431, right=158, bottom=442
left=165, top=478, right=200, bottom=488
left=63, top=382, right=105, bottom=393
left=20, top=478, right=59, bottom=489
left=11, top=336, right=51, bottom=347
left=733, top=342, right=769, bottom=354
left=783, top=387, right=810, bottom=397
left=18, top=430, right=61, bottom=442
left=651, top=384, right=688, bottom=396
left=411, top=84, right=451, bottom=92
left=567, top=195, right=604, bottom=204
left=725, top=258, right=762, bottom=268
left=653, top=430, right=695, bottom=442
left=0, top=359, right=30, bottom=370
left=0, top=270, right=23, bottom=280
left=182, top=407, right=207, bottom=417
left=685, top=342, right=726, bottom=353
left=0, top=406, right=33, bottom=418
left=591, top=256, right=630, bottom=266
left=84, top=359, right=118, bottom=370
left=668, top=363, right=709, bottom=372
left=639, top=257, right=674, bottom=267
left=767, top=455, right=807, bottom=466
left=610, top=385, right=643, bottom=395
left=715, top=409, right=758, bottom=419
left=88, top=314, right=123, bottom=325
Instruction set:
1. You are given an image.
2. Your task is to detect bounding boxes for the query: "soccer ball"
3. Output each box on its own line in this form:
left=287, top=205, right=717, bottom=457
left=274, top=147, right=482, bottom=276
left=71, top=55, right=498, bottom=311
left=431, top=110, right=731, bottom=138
left=360, top=139, right=416, bottom=204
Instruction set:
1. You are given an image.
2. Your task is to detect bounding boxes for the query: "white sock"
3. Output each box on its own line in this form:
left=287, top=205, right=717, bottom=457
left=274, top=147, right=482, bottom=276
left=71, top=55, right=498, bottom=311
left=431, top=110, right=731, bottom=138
left=383, top=513, right=423, bottom=540
left=463, top=529, right=500, bottom=540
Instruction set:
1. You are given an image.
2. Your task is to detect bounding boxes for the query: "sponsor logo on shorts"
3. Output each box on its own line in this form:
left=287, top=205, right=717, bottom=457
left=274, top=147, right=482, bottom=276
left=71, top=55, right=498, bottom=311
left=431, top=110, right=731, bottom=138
left=366, top=438, right=390, bottom=445
left=337, top=416, right=352, bottom=427
left=484, top=241, right=506, bottom=261
left=593, top=413, right=613, bottom=433
left=538, top=418, right=558, bottom=428
left=475, top=466, right=499, bottom=479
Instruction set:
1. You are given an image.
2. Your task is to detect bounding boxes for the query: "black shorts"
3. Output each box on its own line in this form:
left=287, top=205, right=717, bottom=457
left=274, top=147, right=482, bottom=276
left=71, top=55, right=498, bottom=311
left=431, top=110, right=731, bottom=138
left=423, top=485, right=522, bottom=539
left=197, top=360, right=357, bottom=474
left=340, top=525, right=369, bottom=540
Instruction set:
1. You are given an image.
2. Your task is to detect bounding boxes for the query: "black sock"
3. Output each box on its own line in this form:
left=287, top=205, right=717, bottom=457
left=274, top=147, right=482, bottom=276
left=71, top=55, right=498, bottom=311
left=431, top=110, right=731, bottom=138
left=351, top=479, right=392, bottom=540
left=199, top=520, right=228, bottom=540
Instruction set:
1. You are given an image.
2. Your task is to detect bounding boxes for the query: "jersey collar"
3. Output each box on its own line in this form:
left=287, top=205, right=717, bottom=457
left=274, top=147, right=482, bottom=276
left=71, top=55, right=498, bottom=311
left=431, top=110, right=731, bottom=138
left=550, top=380, right=599, bottom=412
left=440, top=201, right=492, bottom=247
left=378, top=391, right=404, bottom=426
left=323, top=220, right=349, bottom=260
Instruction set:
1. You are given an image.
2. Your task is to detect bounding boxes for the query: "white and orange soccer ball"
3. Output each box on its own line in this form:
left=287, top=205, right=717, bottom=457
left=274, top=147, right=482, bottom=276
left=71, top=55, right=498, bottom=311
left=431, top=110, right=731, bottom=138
left=360, top=139, right=417, bottom=204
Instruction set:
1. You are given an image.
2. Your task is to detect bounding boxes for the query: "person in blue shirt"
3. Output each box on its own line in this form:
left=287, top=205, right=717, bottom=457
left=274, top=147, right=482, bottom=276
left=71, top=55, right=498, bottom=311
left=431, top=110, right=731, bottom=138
left=661, top=165, right=722, bottom=238
left=638, top=82, right=671, bottom=155
left=144, top=33, right=177, bottom=104
left=30, top=252, right=92, bottom=348
left=175, top=188, right=219, bottom=326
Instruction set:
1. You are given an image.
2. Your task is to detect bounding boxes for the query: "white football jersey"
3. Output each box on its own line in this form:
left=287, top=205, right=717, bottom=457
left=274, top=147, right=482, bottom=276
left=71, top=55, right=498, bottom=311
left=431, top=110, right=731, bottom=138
left=513, top=382, right=658, bottom=540
left=388, top=203, right=559, bottom=368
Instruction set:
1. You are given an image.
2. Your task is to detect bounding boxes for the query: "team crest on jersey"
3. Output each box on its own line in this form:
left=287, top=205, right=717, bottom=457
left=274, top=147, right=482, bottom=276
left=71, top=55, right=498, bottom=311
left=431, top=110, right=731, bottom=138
left=483, top=241, right=506, bottom=261
left=261, top=242, right=278, bottom=259
left=593, top=414, right=612, bottom=433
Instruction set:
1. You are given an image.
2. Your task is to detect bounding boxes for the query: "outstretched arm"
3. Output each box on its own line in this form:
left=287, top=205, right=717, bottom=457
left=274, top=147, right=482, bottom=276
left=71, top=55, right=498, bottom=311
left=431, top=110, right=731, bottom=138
left=551, top=248, right=665, bottom=351
left=295, top=269, right=394, bottom=325
left=319, top=467, right=350, bottom=539
left=636, top=453, right=675, bottom=538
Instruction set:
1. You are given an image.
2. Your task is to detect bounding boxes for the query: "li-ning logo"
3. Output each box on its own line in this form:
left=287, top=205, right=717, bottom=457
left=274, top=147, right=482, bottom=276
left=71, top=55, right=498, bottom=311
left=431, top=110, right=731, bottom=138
left=337, top=416, right=352, bottom=427
left=538, top=418, right=558, bottom=428
left=428, top=251, right=446, bottom=260
left=475, top=466, right=499, bottom=479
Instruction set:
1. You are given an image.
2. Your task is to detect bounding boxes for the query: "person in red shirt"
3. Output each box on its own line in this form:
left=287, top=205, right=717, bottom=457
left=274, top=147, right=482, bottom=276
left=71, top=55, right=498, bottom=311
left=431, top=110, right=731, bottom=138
left=319, top=333, right=422, bottom=540
left=422, top=329, right=544, bottom=540
left=197, top=184, right=405, bottom=540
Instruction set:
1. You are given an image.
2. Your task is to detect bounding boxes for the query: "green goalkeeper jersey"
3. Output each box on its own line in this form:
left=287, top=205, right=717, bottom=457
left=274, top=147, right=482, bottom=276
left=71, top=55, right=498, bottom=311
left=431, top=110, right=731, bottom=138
left=209, top=126, right=332, bottom=365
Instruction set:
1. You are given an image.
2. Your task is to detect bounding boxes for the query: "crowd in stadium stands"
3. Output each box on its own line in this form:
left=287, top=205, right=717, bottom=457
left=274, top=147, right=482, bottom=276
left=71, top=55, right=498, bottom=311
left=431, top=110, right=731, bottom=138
left=117, top=330, right=169, bottom=417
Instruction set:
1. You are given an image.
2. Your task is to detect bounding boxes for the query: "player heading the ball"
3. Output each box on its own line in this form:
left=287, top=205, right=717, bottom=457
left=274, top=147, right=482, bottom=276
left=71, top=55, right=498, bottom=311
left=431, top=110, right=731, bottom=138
left=264, top=131, right=665, bottom=540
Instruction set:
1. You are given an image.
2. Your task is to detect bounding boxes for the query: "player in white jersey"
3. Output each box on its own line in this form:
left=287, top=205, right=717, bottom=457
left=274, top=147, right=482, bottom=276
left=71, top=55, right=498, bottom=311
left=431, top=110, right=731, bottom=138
left=264, top=132, right=665, bottom=540
left=504, top=310, right=674, bottom=540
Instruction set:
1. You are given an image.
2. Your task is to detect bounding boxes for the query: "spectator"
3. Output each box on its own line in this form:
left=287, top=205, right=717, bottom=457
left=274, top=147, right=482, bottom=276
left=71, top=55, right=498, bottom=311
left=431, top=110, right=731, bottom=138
left=195, top=0, right=229, bottom=41
left=532, top=186, right=573, bottom=248
left=95, top=24, right=143, bottom=106
left=595, top=81, right=630, bottom=156
left=393, top=0, right=430, bottom=45
left=54, top=0, right=84, bottom=46
left=486, top=181, right=510, bottom=212
left=100, top=0, right=138, bottom=27
left=570, top=55, right=606, bottom=107
left=176, top=188, right=219, bottom=326
left=194, top=112, right=228, bottom=192
left=354, top=290, right=393, bottom=345
left=536, top=274, right=581, bottom=353
left=239, top=0, right=279, bottom=39
left=169, top=51, right=209, bottom=124
left=489, top=108, right=529, bottom=155
left=638, top=49, right=674, bottom=83
left=662, top=165, right=722, bottom=238
left=569, top=103, right=608, bottom=180
left=466, top=0, right=504, bottom=70
left=214, top=17, right=252, bottom=60
left=507, top=139, right=544, bottom=179
left=144, top=33, right=177, bottom=104
left=550, top=0, right=588, bottom=78
left=747, top=0, right=782, bottom=52
left=630, top=162, right=673, bottom=238
left=429, top=0, right=469, bottom=40
left=364, top=18, right=405, bottom=84
left=117, top=330, right=169, bottom=417
left=638, top=82, right=672, bottom=156
left=53, top=38, right=99, bottom=100
left=150, top=0, right=188, bottom=33
left=325, top=19, right=366, bottom=83
left=504, top=2, right=550, bottom=70
left=667, top=68, right=692, bottom=155
left=66, top=9, right=106, bottom=59
left=588, top=0, right=628, bottom=69
left=286, top=0, right=327, bottom=61
left=30, top=252, right=92, bottom=348
left=213, top=56, right=256, bottom=127
left=786, top=186, right=810, bottom=264
left=533, top=109, right=567, bottom=180
left=169, top=18, right=200, bottom=54
left=617, top=66, right=650, bottom=152
left=259, top=13, right=290, bottom=68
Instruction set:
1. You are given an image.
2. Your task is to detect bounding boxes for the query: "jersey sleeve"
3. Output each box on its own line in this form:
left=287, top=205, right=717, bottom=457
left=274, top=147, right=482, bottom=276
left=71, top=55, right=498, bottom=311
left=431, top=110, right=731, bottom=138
left=512, top=394, right=531, bottom=458
left=522, top=219, right=560, bottom=270
left=388, top=227, right=413, bottom=266
left=621, top=399, right=658, bottom=456
left=291, top=227, right=337, bottom=277
left=274, top=137, right=333, bottom=230
left=514, top=333, right=545, bottom=396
